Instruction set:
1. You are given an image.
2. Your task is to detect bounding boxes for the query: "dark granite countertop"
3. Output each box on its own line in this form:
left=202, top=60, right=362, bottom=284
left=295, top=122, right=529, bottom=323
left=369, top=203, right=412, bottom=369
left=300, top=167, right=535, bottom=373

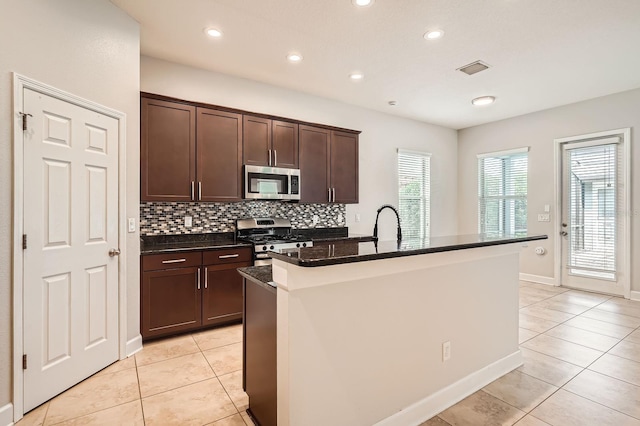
left=270, top=233, right=548, bottom=267
left=141, top=233, right=251, bottom=255
left=238, top=265, right=275, bottom=291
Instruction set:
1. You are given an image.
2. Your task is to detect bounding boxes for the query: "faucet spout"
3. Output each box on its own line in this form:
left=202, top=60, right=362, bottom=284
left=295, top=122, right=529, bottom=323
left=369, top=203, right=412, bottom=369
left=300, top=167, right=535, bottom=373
left=372, top=204, right=402, bottom=242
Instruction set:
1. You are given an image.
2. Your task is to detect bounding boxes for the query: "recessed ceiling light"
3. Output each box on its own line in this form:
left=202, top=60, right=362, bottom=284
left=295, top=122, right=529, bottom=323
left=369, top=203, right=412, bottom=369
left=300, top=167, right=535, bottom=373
left=472, top=96, right=496, bottom=106
left=424, top=30, right=444, bottom=40
left=205, top=28, right=223, bottom=38
left=388, top=101, right=398, bottom=106
left=287, top=53, right=303, bottom=63
left=352, top=0, right=374, bottom=6
left=349, top=72, right=364, bottom=80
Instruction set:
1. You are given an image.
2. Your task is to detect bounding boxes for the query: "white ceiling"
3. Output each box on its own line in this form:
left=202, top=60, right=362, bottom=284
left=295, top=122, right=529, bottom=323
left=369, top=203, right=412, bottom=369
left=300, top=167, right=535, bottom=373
left=112, top=0, right=640, bottom=130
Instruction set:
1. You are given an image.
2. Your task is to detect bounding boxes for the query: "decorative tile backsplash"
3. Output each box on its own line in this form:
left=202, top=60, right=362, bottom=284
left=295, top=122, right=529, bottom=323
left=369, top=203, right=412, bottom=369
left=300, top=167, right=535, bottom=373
left=140, top=201, right=346, bottom=235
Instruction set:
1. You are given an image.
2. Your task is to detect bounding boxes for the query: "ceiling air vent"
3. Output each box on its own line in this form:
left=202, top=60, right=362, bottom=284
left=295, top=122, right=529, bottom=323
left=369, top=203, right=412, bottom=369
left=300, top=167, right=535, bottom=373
left=457, top=60, right=490, bottom=76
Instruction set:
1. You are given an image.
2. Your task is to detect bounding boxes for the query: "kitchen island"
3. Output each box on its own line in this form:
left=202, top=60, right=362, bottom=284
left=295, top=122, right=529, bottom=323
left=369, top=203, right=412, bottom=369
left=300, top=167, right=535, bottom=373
left=243, top=234, right=546, bottom=426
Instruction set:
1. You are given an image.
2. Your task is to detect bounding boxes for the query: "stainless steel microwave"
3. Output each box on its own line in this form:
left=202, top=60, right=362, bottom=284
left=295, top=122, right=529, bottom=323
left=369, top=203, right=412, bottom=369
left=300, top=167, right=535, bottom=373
left=244, top=165, right=301, bottom=201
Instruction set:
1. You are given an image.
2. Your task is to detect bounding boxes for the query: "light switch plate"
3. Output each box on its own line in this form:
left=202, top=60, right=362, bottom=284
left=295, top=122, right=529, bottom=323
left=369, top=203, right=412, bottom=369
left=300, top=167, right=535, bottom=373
left=537, top=214, right=550, bottom=222
left=127, top=218, right=136, bottom=233
left=185, top=216, right=193, bottom=227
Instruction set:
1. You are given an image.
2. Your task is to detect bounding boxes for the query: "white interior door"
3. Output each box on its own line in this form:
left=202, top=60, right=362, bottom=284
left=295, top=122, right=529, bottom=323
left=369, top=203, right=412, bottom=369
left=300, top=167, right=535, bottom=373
left=22, top=88, right=119, bottom=411
left=560, top=137, right=625, bottom=295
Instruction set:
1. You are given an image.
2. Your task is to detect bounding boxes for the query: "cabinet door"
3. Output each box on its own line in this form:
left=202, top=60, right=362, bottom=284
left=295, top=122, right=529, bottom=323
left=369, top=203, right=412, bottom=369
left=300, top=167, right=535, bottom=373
left=272, top=120, right=299, bottom=169
left=141, top=267, right=202, bottom=339
left=197, top=107, right=243, bottom=202
left=141, top=98, right=196, bottom=201
left=243, top=115, right=272, bottom=167
left=202, top=263, right=249, bottom=326
left=330, top=131, right=359, bottom=204
left=299, top=125, right=330, bottom=203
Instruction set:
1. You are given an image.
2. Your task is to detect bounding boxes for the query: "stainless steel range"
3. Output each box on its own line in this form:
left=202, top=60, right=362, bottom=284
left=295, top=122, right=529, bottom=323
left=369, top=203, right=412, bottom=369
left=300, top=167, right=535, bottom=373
left=236, top=217, right=313, bottom=266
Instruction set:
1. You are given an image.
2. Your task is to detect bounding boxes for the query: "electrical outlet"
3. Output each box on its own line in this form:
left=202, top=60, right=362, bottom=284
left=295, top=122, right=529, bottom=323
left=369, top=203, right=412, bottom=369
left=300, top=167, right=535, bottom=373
left=537, top=213, right=550, bottom=222
left=185, top=216, right=193, bottom=227
left=312, top=215, right=319, bottom=225
left=442, top=341, right=451, bottom=362
left=127, top=218, right=136, bottom=233
left=355, top=213, right=361, bottom=223
left=337, top=213, right=344, bottom=224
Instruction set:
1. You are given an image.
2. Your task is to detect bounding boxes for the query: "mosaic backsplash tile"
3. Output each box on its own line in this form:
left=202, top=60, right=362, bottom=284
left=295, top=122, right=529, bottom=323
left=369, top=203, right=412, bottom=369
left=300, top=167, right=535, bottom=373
left=140, top=201, right=346, bottom=235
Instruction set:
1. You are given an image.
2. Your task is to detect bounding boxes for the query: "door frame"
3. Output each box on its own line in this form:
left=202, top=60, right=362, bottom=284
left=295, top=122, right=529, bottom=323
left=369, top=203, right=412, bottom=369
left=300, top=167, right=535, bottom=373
left=553, top=128, right=631, bottom=297
left=11, top=73, right=129, bottom=419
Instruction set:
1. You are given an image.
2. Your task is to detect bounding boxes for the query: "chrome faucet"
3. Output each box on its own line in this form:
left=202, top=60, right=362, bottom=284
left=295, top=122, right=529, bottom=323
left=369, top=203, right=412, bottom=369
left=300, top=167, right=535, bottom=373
left=373, top=204, right=402, bottom=242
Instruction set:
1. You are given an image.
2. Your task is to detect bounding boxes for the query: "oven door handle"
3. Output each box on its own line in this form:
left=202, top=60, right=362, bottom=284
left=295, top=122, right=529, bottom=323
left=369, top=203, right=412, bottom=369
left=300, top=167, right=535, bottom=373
left=255, top=253, right=271, bottom=259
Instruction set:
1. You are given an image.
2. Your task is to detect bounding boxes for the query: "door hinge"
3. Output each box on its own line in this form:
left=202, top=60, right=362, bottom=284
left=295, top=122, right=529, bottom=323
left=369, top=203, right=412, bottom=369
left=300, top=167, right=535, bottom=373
left=19, top=112, right=32, bottom=131
left=23, top=354, right=27, bottom=370
left=22, top=234, right=27, bottom=250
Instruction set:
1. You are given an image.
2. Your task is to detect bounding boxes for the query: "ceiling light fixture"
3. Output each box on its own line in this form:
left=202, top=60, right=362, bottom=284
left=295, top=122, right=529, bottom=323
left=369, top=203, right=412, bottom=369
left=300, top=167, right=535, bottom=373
left=388, top=101, right=398, bottom=106
left=287, top=53, right=303, bottom=63
left=472, top=96, right=496, bottom=106
left=349, top=72, right=364, bottom=80
left=424, top=30, right=444, bottom=40
left=352, top=0, right=374, bottom=6
left=205, top=28, right=223, bottom=38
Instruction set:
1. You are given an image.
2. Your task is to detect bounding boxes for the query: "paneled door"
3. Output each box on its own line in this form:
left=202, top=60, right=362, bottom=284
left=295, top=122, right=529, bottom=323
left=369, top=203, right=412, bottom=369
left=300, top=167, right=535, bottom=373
left=559, top=134, right=627, bottom=295
left=22, top=88, right=119, bottom=411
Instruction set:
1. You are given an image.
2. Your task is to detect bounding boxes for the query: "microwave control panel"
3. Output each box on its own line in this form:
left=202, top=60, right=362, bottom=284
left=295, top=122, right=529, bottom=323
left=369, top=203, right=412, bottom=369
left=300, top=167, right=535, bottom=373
left=290, top=175, right=299, bottom=195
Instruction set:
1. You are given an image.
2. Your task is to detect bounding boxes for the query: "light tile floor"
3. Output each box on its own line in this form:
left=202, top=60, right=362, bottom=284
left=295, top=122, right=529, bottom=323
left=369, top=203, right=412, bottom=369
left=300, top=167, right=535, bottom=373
left=17, top=282, right=640, bottom=426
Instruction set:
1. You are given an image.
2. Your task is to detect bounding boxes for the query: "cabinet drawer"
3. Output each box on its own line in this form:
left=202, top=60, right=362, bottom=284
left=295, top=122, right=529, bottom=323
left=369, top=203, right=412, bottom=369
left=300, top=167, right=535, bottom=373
left=143, top=251, right=202, bottom=271
left=203, top=247, right=252, bottom=266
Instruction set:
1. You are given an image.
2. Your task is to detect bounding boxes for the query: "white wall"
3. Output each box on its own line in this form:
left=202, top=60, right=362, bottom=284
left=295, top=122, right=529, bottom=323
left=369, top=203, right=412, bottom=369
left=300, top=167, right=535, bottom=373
left=141, top=56, right=459, bottom=241
left=458, top=88, right=640, bottom=292
left=0, top=0, right=140, bottom=410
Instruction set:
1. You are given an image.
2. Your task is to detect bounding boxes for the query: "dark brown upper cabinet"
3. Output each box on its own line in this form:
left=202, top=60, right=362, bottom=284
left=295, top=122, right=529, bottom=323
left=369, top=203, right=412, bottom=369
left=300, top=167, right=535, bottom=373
left=299, top=126, right=359, bottom=204
left=141, top=98, right=196, bottom=201
left=243, top=116, right=299, bottom=169
left=197, top=107, right=243, bottom=202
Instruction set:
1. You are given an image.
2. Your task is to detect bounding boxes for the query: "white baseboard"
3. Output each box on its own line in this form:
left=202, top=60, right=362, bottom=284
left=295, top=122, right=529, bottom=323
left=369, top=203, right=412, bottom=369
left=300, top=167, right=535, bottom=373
left=631, top=291, right=640, bottom=302
left=0, top=403, right=14, bottom=426
left=125, top=334, right=143, bottom=357
left=519, top=273, right=557, bottom=286
left=374, top=351, right=523, bottom=426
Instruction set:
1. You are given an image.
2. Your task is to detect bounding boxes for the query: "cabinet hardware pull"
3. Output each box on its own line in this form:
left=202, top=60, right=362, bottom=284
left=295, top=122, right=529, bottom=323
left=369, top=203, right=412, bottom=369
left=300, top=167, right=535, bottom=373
left=198, top=182, right=202, bottom=200
left=274, top=150, right=277, bottom=166
left=204, top=267, right=208, bottom=289
left=268, top=149, right=272, bottom=166
left=191, top=181, right=195, bottom=200
left=161, top=258, right=186, bottom=264
left=197, top=268, right=201, bottom=290
left=332, top=188, right=336, bottom=203
left=218, top=254, right=239, bottom=259
left=328, top=188, right=331, bottom=202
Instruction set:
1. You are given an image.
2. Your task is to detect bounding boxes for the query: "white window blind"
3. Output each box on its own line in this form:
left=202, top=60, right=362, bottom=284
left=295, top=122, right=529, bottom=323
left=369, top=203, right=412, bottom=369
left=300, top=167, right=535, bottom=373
left=398, top=150, right=430, bottom=239
left=478, top=149, right=528, bottom=236
left=565, top=142, right=620, bottom=279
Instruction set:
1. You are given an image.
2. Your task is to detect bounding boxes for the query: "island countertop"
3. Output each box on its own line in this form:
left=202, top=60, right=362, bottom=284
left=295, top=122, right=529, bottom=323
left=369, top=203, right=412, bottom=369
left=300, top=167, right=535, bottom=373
left=270, top=233, right=547, bottom=267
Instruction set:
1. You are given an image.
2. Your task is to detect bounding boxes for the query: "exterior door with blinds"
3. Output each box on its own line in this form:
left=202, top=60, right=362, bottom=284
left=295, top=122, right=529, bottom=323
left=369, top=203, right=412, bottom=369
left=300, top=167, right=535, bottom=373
left=560, top=137, right=626, bottom=295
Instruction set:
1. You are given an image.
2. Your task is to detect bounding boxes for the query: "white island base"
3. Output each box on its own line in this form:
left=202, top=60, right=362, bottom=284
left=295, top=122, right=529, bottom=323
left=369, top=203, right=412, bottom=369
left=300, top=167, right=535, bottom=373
left=272, top=243, right=523, bottom=426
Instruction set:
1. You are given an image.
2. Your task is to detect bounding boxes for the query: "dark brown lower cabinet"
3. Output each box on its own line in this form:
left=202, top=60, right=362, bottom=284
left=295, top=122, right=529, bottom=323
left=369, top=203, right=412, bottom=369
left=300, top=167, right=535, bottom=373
left=202, top=264, right=246, bottom=326
left=142, top=267, right=202, bottom=339
left=141, top=247, right=251, bottom=340
left=243, top=277, right=277, bottom=426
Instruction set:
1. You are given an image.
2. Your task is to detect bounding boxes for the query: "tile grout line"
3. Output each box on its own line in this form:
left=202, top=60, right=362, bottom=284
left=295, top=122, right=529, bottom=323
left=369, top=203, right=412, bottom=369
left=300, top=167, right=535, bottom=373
left=134, top=355, right=148, bottom=426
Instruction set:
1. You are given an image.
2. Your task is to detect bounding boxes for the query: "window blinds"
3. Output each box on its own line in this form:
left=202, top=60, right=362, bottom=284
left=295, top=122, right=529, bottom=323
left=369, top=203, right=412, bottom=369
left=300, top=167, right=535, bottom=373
left=565, top=142, right=620, bottom=279
left=478, top=149, right=528, bottom=236
left=398, top=150, right=431, bottom=239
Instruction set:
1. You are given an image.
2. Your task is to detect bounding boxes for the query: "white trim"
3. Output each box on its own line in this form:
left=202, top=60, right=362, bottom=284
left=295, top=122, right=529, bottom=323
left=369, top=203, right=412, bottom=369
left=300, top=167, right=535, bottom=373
left=374, top=351, right=523, bottom=426
left=12, top=73, right=128, bottom=420
left=519, top=273, right=558, bottom=286
left=561, top=136, right=620, bottom=151
left=0, top=403, right=14, bottom=426
left=630, top=291, right=640, bottom=302
left=553, top=128, right=631, bottom=298
left=476, top=146, right=529, bottom=159
left=397, top=148, right=432, bottom=157
left=126, top=335, right=143, bottom=357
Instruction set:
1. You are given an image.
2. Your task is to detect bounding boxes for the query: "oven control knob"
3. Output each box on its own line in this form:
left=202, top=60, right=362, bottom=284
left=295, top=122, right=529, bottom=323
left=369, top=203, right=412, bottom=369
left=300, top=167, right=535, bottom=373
left=302, top=242, right=307, bottom=247
left=262, top=246, right=267, bottom=251
left=270, top=245, right=274, bottom=250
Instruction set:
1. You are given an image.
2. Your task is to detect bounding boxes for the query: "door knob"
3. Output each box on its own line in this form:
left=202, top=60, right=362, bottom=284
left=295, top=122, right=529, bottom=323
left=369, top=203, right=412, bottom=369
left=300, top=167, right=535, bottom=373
left=560, top=231, right=568, bottom=237
left=108, top=248, right=121, bottom=257
left=562, top=223, right=568, bottom=227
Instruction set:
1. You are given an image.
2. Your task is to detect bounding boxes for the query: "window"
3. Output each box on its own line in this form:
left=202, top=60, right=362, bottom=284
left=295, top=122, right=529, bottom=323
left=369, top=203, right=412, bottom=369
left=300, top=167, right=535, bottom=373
left=398, top=149, right=430, bottom=239
left=478, top=148, right=528, bottom=236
